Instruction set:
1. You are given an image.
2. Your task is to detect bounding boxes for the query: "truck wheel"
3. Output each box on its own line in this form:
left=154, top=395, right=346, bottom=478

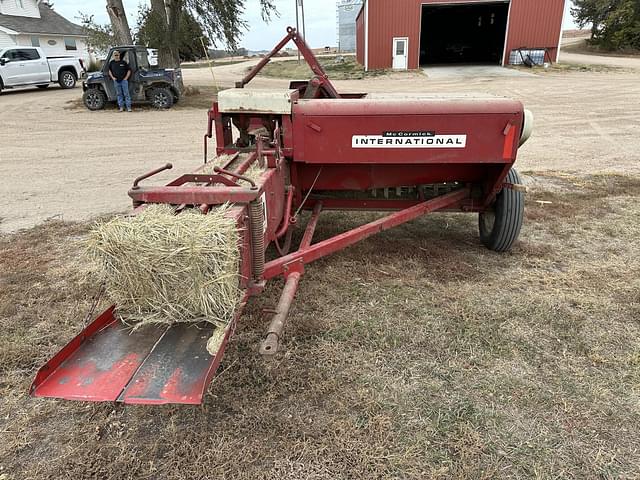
left=148, top=87, right=174, bottom=109
left=83, top=89, right=107, bottom=111
left=59, top=71, right=76, bottom=89
left=36, top=84, right=49, bottom=89
left=479, top=169, right=525, bottom=252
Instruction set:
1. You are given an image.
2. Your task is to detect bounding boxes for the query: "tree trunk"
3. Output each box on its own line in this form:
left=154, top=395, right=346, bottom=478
left=106, top=0, right=133, bottom=45
left=149, top=0, right=181, bottom=70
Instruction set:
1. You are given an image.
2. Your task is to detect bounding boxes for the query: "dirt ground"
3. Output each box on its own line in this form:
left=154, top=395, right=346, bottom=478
left=1, top=58, right=640, bottom=233
left=1, top=54, right=640, bottom=479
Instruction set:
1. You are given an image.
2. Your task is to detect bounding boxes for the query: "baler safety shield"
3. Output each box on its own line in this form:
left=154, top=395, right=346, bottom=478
left=292, top=98, right=524, bottom=165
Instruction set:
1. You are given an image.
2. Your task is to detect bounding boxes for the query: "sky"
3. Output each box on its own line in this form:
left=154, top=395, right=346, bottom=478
left=54, top=0, right=580, bottom=51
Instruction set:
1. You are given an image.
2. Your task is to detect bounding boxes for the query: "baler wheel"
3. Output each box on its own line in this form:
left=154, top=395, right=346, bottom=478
left=479, top=169, right=525, bottom=252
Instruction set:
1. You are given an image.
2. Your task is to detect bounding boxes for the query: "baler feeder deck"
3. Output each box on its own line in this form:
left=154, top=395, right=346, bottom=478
left=32, top=26, right=532, bottom=406
left=32, top=300, right=247, bottom=404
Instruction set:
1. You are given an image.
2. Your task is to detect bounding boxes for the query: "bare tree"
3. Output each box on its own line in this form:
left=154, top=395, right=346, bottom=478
left=106, top=0, right=133, bottom=45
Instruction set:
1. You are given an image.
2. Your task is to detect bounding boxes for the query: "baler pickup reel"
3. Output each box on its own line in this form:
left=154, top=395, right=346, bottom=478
left=32, top=27, right=532, bottom=405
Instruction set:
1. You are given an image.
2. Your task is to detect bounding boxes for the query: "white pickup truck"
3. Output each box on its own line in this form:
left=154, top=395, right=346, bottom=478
left=0, top=46, right=85, bottom=93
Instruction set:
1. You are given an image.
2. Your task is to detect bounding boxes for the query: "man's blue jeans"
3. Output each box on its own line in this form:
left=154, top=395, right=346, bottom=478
left=114, top=79, right=131, bottom=110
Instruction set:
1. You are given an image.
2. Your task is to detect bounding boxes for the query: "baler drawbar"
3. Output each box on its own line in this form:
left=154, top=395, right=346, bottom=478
left=31, top=27, right=532, bottom=405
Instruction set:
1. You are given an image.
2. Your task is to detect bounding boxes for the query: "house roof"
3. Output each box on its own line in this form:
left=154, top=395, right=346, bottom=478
left=0, top=3, right=85, bottom=36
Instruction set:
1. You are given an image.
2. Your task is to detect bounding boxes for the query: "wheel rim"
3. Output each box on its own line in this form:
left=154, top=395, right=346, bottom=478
left=153, top=92, right=169, bottom=107
left=62, top=72, right=74, bottom=87
left=86, top=92, right=101, bottom=109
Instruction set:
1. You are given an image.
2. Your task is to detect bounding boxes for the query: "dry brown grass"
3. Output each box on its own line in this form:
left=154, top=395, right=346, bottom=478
left=508, top=63, right=627, bottom=75
left=1, top=173, right=639, bottom=479
left=258, top=55, right=391, bottom=80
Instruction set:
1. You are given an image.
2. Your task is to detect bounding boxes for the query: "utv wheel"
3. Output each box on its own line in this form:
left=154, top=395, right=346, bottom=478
left=36, top=84, right=49, bottom=89
left=479, top=169, right=525, bottom=252
left=83, top=88, right=107, bottom=111
left=148, top=87, right=174, bottom=109
left=59, top=71, right=77, bottom=89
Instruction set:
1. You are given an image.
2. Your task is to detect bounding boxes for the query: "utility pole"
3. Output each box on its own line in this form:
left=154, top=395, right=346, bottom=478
left=295, top=0, right=301, bottom=64
left=300, top=0, right=306, bottom=41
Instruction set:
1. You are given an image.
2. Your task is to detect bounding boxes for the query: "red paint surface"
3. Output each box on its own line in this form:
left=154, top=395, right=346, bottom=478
left=33, top=299, right=249, bottom=405
left=503, top=124, right=517, bottom=160
left=293, top=98, right=523, bottom=166
left=359, top=0, right=565, bottom=69
left=31, top=313, right=166, bottom=402
left=34, top=351, right=142, bottom=401
left=264, top=188, right=469, bottom=280
left=356, top=7, right=365, bottom=65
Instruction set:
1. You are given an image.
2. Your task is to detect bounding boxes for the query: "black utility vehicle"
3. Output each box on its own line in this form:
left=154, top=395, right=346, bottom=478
left=82, top=46, right=183, bottom=110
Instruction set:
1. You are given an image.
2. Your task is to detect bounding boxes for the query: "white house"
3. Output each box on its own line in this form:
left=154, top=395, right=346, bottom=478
left=0, top=0, right=90, bottom=62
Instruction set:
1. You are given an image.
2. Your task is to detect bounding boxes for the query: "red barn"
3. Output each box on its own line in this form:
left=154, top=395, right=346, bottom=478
left=356, top=0, right=566, bottom=70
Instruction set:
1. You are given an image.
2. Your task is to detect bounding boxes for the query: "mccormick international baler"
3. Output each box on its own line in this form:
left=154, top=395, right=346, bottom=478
left=32, top=27, right=533, bottom=405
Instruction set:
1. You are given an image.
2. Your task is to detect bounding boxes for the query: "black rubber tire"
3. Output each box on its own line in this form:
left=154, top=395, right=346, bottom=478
left=36, top=84, right=49, bottom=89
left=148, top=87, right=174, bottom=109
left=59, top=70, right=77, bottom=89
left=479, top=169, right=525, bottom=252
left=83, top=88, right=107, bottom=111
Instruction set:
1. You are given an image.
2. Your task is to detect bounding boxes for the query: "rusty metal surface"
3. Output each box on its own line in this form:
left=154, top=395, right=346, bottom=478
left=260, top=272, right=301, bottom=355
left=32, top=309, right=167, bottom=402
left=238, top=26, right=341, bottom=99
left=132, top=163, right=173, bottom=189
left=117, top=323, right=218, bottom=405
left=128, top=186, right=261, bottom=205
left=32, top=295, right=250, bottom=405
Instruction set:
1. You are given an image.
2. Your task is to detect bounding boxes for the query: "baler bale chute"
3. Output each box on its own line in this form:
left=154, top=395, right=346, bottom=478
left=31, top=27, right=533, bottom=406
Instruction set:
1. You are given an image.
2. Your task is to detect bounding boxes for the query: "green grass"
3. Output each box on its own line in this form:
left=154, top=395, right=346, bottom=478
left=508, top=63, right=626, bottom=74
left=180, top=59, right=249, bottom=69
left=1, top=173, right=639, bottom=478
left=259, top=55, right=389, bottom=80
left=562, top=38, right=640, bottom=57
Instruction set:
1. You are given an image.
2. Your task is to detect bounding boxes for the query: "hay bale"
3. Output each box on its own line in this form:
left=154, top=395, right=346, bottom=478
left=87, top=204, right=241, bottom=329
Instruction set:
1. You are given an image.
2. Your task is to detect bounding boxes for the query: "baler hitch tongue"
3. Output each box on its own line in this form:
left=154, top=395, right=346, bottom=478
left=259, top=272, right=302, bottom=355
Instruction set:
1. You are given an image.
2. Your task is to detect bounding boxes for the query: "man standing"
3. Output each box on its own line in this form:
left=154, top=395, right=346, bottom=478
left=108, top=50, right=132, bottom=112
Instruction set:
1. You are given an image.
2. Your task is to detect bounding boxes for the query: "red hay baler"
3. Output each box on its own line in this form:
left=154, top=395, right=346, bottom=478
left=31, top=28, right=533, bottom=405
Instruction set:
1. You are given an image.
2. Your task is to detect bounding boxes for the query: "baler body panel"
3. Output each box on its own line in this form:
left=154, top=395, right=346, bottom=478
left=292, top=98, right=523, bottom=168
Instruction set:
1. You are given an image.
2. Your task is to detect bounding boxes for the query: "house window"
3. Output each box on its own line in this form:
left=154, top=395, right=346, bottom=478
left=31, top=36, right=40, bottom=47
left=64, top=38, right=77, bottom=51
left=16, top=0, right=24, bottom=9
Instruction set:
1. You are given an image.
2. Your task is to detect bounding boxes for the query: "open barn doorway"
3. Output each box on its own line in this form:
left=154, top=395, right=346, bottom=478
left=420, top=2, right=510, bottom=65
